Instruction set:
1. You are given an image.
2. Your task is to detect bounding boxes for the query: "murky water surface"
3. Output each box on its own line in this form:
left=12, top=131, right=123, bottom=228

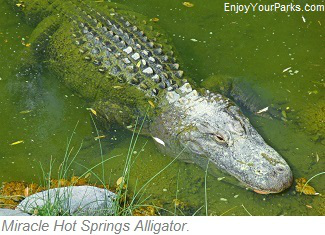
left=0, top=0, right=324, bottom=215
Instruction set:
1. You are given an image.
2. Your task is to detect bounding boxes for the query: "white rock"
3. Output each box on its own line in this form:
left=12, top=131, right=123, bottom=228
left=17, top=186, right=116, bottom=216
left=0, top=209, right=30, bottom=216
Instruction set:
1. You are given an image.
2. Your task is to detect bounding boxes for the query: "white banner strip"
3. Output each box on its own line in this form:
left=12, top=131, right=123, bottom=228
left=0, top=216, right=322, bottom=235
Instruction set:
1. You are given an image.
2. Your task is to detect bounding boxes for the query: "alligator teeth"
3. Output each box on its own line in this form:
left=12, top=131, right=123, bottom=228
left=131, top=53, right=140, bottom=61
left=123, top=46, right=133, bottom=54
left=142, top=67, right=153, bottom=75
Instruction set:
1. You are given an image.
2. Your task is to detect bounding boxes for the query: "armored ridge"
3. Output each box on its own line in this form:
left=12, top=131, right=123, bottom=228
left=9, top=0, right=293, bottom=193
left=56, top=0, right=185, bottom=96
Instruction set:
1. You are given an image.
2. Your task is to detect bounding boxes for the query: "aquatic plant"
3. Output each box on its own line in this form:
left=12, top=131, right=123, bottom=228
left=15, top=114, right=185, bottom=216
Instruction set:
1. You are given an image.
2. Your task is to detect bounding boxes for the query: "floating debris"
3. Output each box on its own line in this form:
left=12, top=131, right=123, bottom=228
left=94, top=135, right=106, bottom=140
left=15, top=3, right=25, bottom=8
left=220, top=198, right=228, bottom=202
left=190, top=38, right=198, bottom=42
left=281, top=110, right=287, bottom=119
left=282, top=67, right=291, bottom=73
left=148, top=100, right=155, bottom=108
left=113, top=85, right=123, bottom=89
left=256, top=107, right=269, bottom=114
left=316, top=152, right=319, bottom=162
left=217, top=177, right=225, bottom=181
left=10, top=140, right=24, bottom=146
left=86, top=108, right=97, bottom=116
left=150, top=18, right=160, bottom=22
left=302, top=15, right=306, bottom=23
left=182, top=2, right=194, bottom=8
left=19, top=110, right=32, bottom=114
left=295, top=178, right=318, bottom=195
left=152, top=137, right=166, bottom=146
left=116, top=177, right=124, bottom=186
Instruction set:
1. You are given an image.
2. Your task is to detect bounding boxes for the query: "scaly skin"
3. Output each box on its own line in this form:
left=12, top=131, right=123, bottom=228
left=8, top=0, right=293, bottom=193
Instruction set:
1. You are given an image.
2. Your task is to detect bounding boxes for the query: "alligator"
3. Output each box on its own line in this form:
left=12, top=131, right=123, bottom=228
left=7, top=0, right=293, bottom=194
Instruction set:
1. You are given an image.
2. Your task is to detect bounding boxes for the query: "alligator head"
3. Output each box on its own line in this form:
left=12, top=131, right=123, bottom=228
left=152, top=83, right=293, bottom=194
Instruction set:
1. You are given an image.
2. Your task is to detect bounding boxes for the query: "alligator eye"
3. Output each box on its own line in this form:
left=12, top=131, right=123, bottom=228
left=210, top=133, right=228, bottom=145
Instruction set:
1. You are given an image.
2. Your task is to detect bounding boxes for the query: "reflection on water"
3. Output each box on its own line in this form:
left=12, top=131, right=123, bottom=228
left=0, top=0, right=323, bottom=215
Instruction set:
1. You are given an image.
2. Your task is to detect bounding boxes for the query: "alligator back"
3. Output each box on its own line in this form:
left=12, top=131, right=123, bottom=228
left=20, top=0, right=189, bottom=125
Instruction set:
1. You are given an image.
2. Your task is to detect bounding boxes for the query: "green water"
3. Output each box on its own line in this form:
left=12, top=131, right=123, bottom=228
left=0, top=0, right=324, bottom=215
